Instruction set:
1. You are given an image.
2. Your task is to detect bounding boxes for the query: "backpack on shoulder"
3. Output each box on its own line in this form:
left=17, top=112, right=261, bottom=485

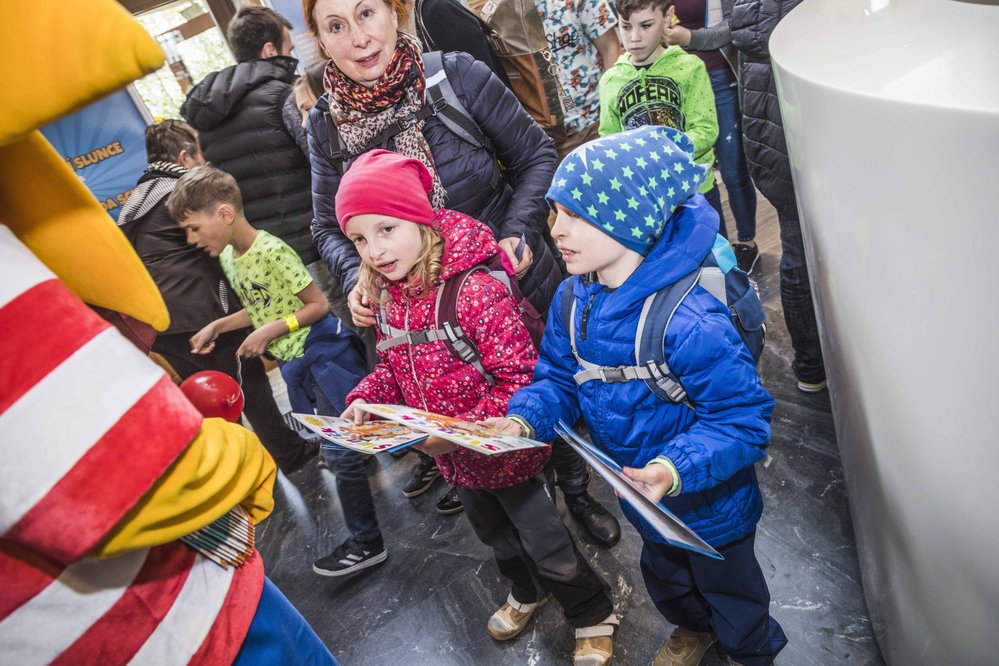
left=465, top=0, right=571, bottom=144
left=561, top=236, right=766, bottom=406
left=374, top=251, right=544, bottom=386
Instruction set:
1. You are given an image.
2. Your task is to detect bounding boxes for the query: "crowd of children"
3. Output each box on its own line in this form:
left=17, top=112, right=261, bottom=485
left=123, top=1, right=808, bottom=664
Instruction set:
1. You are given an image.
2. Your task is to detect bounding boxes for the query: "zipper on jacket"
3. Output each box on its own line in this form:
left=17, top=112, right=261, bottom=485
left=405, top=303, right=430, bottom=410
left=580, top=292, right=597, bottom=341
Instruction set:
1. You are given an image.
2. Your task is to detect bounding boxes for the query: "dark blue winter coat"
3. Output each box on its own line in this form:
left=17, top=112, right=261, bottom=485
left=507, top=195, right=774, bottom=548
left=307, top=51, right=564, bottom=316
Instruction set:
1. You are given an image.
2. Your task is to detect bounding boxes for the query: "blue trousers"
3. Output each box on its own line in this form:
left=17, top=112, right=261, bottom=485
left=233, top=577, right=337, bottom=665
left=710, top=67, right=758, bottom=243
left=640, top=531, right=786, bottom=666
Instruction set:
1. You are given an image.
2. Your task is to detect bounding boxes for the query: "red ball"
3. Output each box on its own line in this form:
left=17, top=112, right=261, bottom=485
left=180, top=371, right=245, bottom=423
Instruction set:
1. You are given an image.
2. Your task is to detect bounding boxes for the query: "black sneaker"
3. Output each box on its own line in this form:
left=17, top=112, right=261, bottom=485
left=436, top=487, right=464, bottom=515
left=313, top=537, right=387, bottom=577
left=732, top=242, right=760, bottom=275
left=402, top=457, right=440, bottom=497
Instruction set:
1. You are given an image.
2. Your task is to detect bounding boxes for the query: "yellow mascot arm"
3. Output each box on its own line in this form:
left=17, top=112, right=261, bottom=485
left=92, top=419, right=277, bottom=558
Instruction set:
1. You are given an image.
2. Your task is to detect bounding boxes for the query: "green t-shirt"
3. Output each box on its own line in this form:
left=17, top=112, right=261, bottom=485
left=219, top=230, right=312, bottom=362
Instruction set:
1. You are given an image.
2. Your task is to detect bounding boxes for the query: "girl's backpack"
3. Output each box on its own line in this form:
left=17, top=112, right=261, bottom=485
left=374, top=250, right=544, bottom=385
left=560, top=236, right=766, bottom=406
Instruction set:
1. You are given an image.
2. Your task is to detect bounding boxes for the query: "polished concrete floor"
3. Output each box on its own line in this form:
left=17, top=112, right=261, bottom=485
left=256, top=189, right=885, bottom=665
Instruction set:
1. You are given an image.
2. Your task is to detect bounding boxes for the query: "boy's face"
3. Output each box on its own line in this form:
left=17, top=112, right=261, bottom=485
left=178, top=204, right=234, bottom=257
left=551, top=204, right=636, bottom=278
left=619, top=6, right=667, bottom=66
left=345, top=213, right=424, bottom=282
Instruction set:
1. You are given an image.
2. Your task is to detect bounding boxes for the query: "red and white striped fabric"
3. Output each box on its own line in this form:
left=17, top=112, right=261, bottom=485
left=0, top=226, right=263, bottom=664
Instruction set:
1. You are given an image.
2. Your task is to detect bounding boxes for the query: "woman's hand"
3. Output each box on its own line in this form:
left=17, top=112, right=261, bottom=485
left=341, top=399, right=370, bottom=424
left=348, top=285, right=377, bottom=328
left=413, top=435, right=457, bottom=457
left=662, top=6, right=691, bottom=47
left=498, top=237, right=533, bottom=280
left=190, top=322, right=220, bottom=354
left=622, top=462, right=676, bottom=504
left=478, top=417, right=526, bottom=437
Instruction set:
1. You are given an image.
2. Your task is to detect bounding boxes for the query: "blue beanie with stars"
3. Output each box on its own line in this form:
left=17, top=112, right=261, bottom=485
left=547, top=125, right=708, bottom=255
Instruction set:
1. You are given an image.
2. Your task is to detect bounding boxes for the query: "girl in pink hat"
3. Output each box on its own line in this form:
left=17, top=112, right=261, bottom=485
left=337, top=149, right=618, bottom=665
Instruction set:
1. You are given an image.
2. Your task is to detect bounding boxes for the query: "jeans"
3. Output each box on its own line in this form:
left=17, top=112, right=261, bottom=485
left=703, top=186, right=730, bottom=240
left=710, top=68, right=758, bottom=243
left=310, top=374, right=381, bottom=544
left=775, top=199, right=825, bottom=383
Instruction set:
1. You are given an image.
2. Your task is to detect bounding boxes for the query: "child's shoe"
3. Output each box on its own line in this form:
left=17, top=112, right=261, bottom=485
left=487, top=593, right=550, bottom=640
left=312, top=537, right=387, bottom=577
left=652, top=627, right=718, bottom=666
left=574, top=613, right=619, bottom=665
left=435, top=487, right=464, bottom=515
left=402, top=456, right=440, bottom=497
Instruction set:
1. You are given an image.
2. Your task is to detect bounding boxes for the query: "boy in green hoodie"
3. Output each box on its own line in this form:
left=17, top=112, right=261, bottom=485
left=598, top=0, right=727, bottom=237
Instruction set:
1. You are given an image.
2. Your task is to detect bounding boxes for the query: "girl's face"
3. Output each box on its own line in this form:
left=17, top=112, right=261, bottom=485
left=345, top=213, right=424, bottom=282
left=294, top=84, right=318, bottom=127
left=312, top=0, right=399, bottom=88
left=619, top=6, right=667, bottom=66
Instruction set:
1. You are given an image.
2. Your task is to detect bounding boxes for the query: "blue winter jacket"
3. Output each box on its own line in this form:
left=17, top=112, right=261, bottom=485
left=507, top=195, right=774, bottom=548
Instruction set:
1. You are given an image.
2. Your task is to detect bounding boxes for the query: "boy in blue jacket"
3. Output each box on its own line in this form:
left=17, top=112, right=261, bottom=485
left=486, top=126, right=787, bottom=666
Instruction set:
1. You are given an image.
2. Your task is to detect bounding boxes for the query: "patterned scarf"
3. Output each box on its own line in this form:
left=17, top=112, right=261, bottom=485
left=323, top=32, right=446, bottom=208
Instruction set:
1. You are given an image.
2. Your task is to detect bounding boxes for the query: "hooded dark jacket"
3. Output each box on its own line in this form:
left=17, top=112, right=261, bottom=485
left=117, top=164, right=231, bottom=334
left=730, top=0, right=803, bottom=212
left=307, top=52, right=563, bottom=316
left=181, top=56, right=318, bottom=263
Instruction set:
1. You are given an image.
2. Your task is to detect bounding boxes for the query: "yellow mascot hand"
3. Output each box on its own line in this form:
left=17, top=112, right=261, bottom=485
left=93, top=419, right=277, bottom=558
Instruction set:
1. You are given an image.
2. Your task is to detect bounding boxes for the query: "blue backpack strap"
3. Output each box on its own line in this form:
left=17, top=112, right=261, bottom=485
left=636, top=268, right=702, bottom=404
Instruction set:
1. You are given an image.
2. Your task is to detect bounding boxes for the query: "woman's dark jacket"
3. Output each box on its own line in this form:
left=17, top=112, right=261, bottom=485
left=117, top=166, right=231, bottom=334
left=307, top=52, right=563, bottom=315
left=730, top=0, right=803, bottom=212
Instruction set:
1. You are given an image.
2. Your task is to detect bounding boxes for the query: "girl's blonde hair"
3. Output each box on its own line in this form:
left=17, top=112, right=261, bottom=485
left=356, top=224, right=445, bottom=307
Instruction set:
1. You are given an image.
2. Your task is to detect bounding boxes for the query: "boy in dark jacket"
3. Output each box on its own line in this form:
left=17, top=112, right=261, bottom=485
left=488, top=126, right=787, bottom=666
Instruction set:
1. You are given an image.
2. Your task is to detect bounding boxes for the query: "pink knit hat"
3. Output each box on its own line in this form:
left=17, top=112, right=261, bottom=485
left=335, top=149, right=435, bottom=232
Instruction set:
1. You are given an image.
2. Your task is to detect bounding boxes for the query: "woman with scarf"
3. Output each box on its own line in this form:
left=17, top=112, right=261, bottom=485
left=304, top=0, right=583, bottom=519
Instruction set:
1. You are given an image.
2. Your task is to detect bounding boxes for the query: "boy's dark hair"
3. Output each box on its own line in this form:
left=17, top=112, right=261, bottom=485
left=227, top=6, right=292, bottom=63
left=618, top=0, right=672, bottom=21
left=168, top=166, right=244, bottom=220
left=145, top=119, right=199, bottom=165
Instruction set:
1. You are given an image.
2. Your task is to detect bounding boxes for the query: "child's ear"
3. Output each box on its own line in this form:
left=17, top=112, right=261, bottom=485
left=218, top=203, right=236, bottom=225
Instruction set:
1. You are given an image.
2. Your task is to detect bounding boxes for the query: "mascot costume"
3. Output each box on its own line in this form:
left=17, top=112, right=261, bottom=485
left=0, top=1, right=335, bottom=663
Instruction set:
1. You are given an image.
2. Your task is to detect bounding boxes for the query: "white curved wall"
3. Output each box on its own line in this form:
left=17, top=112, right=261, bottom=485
left=769, top=0, right=999, bottom=663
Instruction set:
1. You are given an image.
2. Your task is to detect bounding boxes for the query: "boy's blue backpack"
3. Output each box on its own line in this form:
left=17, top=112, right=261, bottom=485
left=560, top=237, right=766, bottom=406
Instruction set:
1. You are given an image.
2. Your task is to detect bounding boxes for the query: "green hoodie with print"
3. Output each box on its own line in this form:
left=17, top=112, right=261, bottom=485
left=598, top=47, right=718, bottom=193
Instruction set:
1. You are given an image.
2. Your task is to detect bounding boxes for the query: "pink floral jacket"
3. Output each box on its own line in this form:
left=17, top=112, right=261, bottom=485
left=346, top=210, right=550, bottom=489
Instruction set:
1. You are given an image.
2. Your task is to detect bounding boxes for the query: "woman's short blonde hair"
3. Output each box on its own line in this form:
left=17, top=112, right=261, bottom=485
left=355, top=223, right=444, bottom=308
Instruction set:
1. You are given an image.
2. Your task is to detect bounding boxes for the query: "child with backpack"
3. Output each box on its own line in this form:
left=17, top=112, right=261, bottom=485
left=336, top=149, right=617, bottom=665
left=487, top=126, right=788, bottom=666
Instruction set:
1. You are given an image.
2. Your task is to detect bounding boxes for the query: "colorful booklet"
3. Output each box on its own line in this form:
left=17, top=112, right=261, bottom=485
left=355, top=404, right=548, bottom=456
left=291, top=413, right=427, bottom=454
left=555, top=420, right=721, bottom=559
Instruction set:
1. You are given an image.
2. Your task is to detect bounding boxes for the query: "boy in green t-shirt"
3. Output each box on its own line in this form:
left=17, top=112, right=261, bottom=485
left=598, top=0, right=728, bottom=238
left=169, top=166, right=385, bottom=578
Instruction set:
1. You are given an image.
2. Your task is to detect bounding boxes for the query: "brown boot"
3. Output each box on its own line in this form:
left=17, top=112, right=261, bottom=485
left=574, top=613, right=619, bottom=665
left=652, top=627, right=718, bottom=666
left=487, top=593, right=549, bottom=641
